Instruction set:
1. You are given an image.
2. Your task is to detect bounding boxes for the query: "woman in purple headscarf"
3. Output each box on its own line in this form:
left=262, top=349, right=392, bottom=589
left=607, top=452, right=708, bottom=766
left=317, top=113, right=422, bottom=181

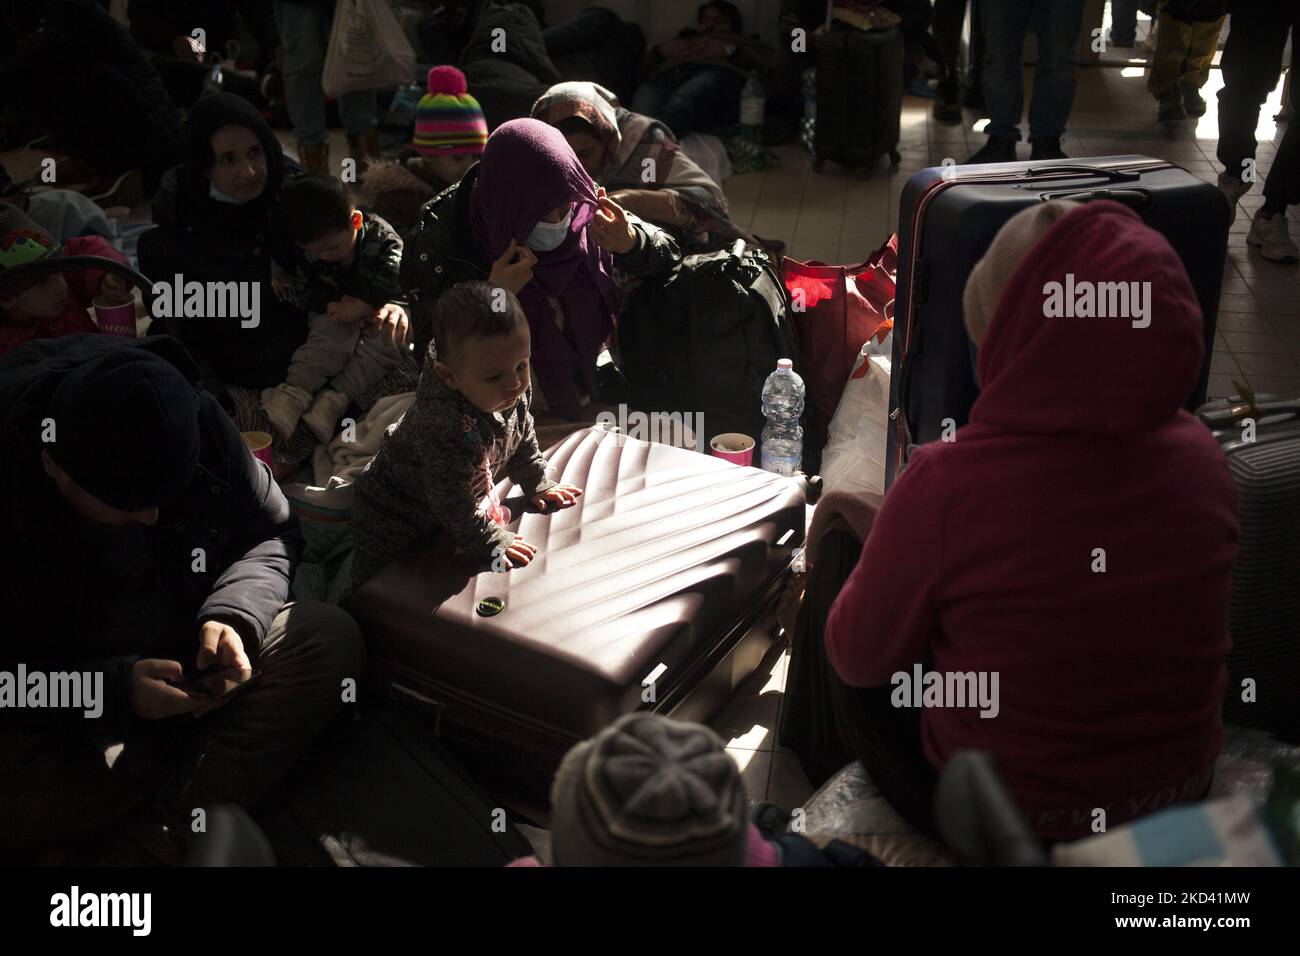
left=401, top=118, right=682, bottom=420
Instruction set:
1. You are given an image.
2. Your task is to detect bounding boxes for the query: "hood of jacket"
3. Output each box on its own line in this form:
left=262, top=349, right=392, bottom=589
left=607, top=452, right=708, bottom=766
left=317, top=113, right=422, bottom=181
left=970, top=200, right=1204, bottom=437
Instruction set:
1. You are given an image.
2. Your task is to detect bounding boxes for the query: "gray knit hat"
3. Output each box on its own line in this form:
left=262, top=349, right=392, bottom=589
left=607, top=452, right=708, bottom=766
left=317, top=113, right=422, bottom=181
left=962, top=199, right=1077, bottom=347
left=550, top=713, right=749, bottom=867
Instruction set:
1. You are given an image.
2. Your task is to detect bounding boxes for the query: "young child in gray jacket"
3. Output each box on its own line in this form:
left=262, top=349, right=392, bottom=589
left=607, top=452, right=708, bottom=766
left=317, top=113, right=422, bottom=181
left=348, top=281, right=583, bottom=593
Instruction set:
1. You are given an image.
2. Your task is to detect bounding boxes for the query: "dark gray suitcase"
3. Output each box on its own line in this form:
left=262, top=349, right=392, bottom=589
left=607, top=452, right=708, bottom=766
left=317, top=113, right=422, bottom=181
left=813, top=25, right=903, bottom=176
left=1198, top=394, right=1300, bottom=742
left=348, top=425, right=806, bottom=800
left=887, top=156, right=1232, bottom=487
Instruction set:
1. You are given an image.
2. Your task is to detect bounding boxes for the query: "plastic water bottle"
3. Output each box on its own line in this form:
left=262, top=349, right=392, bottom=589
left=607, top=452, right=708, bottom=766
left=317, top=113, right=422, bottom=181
left=760, top=358, right=805, bottom=476
left=740, top=72, right=765, bottom=139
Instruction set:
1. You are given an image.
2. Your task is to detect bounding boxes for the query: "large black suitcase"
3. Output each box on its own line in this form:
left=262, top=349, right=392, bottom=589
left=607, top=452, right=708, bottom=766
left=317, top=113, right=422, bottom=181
left=347, top=426, right=806, bottom=801
left=1197, top=394, right=1300, bottom=742
left=813, top=25, right=903, bottom=176
left=886, top=156, right=1232, bottom=487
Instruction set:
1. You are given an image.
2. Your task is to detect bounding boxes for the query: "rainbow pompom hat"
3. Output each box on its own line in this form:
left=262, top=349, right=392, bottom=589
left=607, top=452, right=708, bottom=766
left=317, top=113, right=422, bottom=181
left=414, top=65, right=488, bottom=157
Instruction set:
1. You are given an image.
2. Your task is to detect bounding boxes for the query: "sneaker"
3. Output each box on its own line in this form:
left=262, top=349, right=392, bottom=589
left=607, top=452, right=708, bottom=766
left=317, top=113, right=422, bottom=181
left=1157, top=89, right=1187, bottom=123
left=301, top=387, right=351, bottom=444
left=1109, top=32, right=1136, bottom=48
left=963, top=134, right=1017, bottom=165
left=1247, top=209, right=1300, bottom=263
left=1182, top=84, right=1207, bottom=118
left=260, top=383, right=313, bottom=439
left=1029, top=136, right=1067, bottom=160
left=1217, top=171, right=1253, bottom=214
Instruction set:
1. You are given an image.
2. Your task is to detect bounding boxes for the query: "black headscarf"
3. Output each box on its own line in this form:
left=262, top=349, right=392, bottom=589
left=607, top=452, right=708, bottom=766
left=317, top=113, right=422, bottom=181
left=179, top=93, right=287, bottom=217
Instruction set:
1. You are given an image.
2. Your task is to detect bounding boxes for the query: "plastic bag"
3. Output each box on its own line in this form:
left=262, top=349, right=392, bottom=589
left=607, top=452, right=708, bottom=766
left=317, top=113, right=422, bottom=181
left=322, top=0, right=417, bottom=99
left=818, top=332, right=892, bottom=495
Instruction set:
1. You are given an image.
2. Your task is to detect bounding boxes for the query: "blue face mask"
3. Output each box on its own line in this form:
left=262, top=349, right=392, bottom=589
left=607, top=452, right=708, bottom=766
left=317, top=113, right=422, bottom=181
left=208, top=182, right=245, bottom=204
left=523, top=208, right=573, bottom=252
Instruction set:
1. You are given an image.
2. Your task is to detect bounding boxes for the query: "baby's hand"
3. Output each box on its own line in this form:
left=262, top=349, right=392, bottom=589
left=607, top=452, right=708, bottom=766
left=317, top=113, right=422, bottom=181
left=531, top=484, right=583, bottom=513
left=493, top=536, right=538, bottom=571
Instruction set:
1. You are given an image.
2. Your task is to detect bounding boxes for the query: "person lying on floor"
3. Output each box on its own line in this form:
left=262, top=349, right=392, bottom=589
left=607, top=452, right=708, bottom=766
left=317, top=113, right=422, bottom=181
left=0, top=334, right=366, bottom=863
left=823, top=199, right=1238, bottom=842
left=400, top=117, right=681, bottom=421
left=346, top=281, right=582, bottom=597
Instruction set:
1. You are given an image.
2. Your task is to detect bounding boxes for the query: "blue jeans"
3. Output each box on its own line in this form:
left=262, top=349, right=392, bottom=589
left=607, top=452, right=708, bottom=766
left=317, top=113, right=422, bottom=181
left=980, top=0, right=1088, bottom=141
left=631, top=65, right=744, bottom=138
left=1109, top=0, right=1138, bottom=44
left=273, top=0, right=377, bottom=143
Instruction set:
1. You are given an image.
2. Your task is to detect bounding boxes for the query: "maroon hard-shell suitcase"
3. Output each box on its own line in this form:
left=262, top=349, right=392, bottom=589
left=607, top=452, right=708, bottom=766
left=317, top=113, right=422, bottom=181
left=348, top=425, right=807, bottom=798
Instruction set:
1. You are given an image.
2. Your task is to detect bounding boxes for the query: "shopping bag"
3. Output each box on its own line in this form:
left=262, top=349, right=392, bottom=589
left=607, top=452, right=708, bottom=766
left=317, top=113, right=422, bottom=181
left=323, top=0, right=418, bottom=99
left=781, top=233, right=896, bottom=463
left=819, top=333, right=891, bottom=495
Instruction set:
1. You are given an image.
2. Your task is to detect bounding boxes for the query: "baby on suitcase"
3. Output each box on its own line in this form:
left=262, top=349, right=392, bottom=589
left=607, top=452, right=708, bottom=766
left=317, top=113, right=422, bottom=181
left=348, top=281, right=583, bottom=594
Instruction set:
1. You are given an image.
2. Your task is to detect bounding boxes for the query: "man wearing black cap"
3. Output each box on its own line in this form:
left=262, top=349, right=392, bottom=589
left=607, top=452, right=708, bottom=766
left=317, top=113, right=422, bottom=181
left=0, top=333, right=366, bottom=861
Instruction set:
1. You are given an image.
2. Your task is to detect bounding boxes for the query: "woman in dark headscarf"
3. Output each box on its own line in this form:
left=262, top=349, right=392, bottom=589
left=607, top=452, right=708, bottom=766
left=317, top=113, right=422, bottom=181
left=138, top=93, right=417, bottom=469
left=402, top=118, right=681, bottom=421
left=139, top=93, right=305, bottom=392
left=530, top=81, right=755, bottom=253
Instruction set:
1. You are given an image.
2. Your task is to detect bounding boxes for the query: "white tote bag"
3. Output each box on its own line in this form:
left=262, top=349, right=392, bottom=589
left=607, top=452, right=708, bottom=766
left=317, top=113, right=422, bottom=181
left=322, top=0, right=417, bottom=98
left=818, top=333, right=892, bottom=496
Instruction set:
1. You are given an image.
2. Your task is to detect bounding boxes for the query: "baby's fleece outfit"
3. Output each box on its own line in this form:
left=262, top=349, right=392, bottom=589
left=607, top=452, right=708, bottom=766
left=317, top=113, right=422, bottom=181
left=348, top=369, right=557, bottom=593
left=284, top=209, right=407, bottom=398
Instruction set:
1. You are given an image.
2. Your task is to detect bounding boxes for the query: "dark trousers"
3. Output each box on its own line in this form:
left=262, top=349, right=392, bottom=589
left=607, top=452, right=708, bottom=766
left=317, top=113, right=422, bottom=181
left=0, top=601, right=366, bottom=850
left=543, top=6, right=647, bottom=105
left=1216, top=13, right=1300, bottom=176
left=632, top=66, right=746, bottom=138
left=980, top=0, right=1088, bottom=140
left=779, top=527, right=939, bottom=833
left=1264, top=115, right=1300, bottom=213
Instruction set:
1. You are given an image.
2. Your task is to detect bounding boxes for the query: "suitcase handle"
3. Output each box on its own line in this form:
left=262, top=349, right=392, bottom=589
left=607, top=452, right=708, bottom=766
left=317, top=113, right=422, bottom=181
left=1037, top=186, right=1150, bottom=210
left=1023, top=165, right=1141, bottom=183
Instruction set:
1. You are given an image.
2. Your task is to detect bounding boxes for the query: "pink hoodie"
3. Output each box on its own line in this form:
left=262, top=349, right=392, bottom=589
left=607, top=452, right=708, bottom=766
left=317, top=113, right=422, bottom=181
left=826, top=201, right=1238, bottom=840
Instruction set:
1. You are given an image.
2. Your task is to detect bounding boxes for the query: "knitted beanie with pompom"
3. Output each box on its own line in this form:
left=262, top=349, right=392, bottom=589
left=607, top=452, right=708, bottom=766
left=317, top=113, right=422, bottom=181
left=414, top=65, right=489, bottom=157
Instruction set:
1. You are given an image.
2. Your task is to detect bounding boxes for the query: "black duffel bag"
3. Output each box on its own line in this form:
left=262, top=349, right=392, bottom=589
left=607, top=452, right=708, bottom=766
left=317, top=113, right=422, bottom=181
left=618, top=244, right=806, bottom=466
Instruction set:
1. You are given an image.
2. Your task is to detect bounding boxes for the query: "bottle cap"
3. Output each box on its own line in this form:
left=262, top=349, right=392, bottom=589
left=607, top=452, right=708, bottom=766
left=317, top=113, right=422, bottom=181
left=777, top=358, right=793, bottom=369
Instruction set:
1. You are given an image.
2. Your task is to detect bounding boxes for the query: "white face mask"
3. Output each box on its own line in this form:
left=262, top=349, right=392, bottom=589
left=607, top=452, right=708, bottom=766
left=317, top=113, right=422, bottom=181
left=208, top=182, right=244, bottom=204
left=523, top=208, right=573, bottom=252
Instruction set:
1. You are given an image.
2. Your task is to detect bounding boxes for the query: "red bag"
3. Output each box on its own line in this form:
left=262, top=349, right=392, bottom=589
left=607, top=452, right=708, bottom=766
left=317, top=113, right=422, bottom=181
left=781, top=234, right=896, bottom=464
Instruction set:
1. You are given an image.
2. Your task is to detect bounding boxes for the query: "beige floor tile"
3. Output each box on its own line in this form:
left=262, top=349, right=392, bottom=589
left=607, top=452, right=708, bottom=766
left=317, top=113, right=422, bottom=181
left=727, top=747, right=773, bottom=806
left=1235, top=352, right=1300, bottom=377
left=1221, top=331, right=1287, bottom=354
left=710, top=692, right=780, bottom=752
left=766, top=753, right=814, bottom=812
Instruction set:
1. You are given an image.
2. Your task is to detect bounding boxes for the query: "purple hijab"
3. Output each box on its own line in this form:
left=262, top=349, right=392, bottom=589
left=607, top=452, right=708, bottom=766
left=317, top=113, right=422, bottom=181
left=469, top=119, right=620, bottom=420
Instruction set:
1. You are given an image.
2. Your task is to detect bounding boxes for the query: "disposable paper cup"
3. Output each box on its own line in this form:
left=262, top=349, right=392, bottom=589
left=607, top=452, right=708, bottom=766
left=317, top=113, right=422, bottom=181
left=92, top=297, right=137, bottom=338
left=241, top=431, right=274, bottom=468
left=710, top=432, right=755, bottom=466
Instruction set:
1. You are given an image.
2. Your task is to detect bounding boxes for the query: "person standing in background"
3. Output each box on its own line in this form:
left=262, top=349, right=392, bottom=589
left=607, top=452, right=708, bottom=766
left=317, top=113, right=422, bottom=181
left=1147, top=0, right=1227, bottom=123
left=272, top=0, right=379, bottom=176
left=964, top=0, right=1088, bottom=163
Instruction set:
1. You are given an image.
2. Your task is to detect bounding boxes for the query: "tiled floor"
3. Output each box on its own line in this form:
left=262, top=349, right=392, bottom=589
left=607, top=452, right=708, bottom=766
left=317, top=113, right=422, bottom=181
left=710, top=60, right=1298, bottom=809
left=720, top=63, right=1300, bottom=404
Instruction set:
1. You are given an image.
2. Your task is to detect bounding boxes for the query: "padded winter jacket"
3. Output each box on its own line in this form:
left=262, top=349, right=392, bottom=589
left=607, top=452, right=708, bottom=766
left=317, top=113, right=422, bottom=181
left=0, top=334, right=303, bottom=734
